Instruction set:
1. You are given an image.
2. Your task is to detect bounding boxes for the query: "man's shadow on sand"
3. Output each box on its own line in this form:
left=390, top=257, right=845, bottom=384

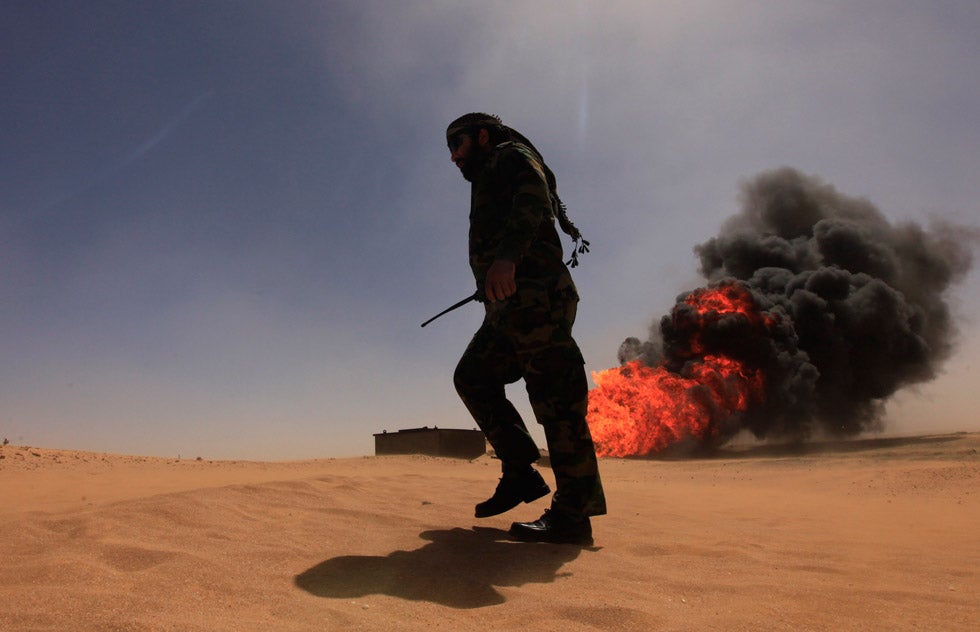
left=294, top=526, right=595, bottom=608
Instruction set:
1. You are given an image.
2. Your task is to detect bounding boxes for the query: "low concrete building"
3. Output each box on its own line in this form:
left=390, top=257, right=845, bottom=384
left=374, top=426, right=486, bottom=459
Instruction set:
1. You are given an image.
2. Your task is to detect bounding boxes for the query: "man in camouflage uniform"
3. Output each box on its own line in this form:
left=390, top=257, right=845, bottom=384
left=446, top=113, right=606, bottom=545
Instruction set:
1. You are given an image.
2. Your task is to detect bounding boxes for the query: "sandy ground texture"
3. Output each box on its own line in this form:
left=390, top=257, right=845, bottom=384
left=1, top=433, right=978, bottom=631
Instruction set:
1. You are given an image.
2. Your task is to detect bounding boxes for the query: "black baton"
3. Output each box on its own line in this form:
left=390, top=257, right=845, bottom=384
left=420, top=291, right=480, bottom=328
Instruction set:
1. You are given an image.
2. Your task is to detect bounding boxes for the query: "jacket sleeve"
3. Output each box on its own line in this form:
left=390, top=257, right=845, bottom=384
left=492, top=146, right=553, bottom=263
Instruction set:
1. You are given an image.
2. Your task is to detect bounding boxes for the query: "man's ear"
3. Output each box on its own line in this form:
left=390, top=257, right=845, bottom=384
left=477, top=128, right=491, bottom=148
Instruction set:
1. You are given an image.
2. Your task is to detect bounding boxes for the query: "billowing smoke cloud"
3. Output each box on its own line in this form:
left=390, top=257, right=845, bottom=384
left=617, top=167, right=976, bottom=444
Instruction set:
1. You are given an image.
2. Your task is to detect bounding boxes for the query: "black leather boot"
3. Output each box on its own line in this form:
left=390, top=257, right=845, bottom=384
left=509, top=509, right=593, bottom=545
left=475, top=466, right=550, bottom=518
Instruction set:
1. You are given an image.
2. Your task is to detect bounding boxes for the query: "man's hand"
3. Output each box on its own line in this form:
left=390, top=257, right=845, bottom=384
left=484, top=259, right=517, bottom=303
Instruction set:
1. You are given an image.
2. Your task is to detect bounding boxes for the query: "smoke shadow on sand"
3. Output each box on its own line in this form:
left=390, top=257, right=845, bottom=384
left=713, top=432, right=970, bottom=460
left=640, top=432, right=969, bottom=461
left=294, top=526, right=594, bottom=608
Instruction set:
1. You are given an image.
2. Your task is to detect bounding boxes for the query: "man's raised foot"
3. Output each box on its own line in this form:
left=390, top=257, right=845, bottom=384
left=475, top=467, right=550, bottom=518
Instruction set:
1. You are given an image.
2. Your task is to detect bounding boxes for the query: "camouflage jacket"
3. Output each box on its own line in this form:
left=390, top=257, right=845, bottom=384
left=469, top=141, right=574, bottom=297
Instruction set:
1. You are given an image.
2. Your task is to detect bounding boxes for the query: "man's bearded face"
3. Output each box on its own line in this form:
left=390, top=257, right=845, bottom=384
left=449, top=132, right=489, bottom=182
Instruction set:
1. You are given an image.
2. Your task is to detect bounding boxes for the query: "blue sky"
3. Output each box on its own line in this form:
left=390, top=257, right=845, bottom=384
left=2, top=1, right=978, bottom=459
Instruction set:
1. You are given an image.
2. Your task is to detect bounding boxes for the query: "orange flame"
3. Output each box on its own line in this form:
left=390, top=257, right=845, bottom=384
left=587, top=285, right=769, bottom=457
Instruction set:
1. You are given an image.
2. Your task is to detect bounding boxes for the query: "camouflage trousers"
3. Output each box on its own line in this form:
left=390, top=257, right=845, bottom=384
left=453, top=280, right=606, bottom=518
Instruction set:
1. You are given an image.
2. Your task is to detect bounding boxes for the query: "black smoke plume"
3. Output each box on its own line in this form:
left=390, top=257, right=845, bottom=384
left=619, top=167, right=976, bottom=444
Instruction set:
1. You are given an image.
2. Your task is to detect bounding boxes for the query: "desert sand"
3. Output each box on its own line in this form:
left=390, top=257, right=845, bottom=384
left=1, top=433, right=977, bottom=631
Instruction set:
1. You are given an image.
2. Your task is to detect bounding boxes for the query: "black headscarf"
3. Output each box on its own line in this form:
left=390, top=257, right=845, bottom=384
left=446, top=113, right=590, bottom=267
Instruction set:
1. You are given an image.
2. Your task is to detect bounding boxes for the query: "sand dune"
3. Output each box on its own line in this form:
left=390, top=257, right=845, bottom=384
left=1, top=433, right=977, bottom=630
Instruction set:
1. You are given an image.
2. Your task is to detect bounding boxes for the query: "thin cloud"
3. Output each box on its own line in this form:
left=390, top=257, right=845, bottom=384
left=43, top=90, right=214, bottom=211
